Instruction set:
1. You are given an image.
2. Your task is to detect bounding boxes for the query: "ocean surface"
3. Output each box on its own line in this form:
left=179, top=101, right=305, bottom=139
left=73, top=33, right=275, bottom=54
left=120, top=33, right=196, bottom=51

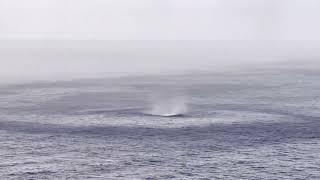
left=1, top=66, right=320, bottom=179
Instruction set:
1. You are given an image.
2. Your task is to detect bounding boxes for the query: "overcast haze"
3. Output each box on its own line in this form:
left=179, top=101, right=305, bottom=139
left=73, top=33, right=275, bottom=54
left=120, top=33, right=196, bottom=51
left=1, top=0, right=320, bottom=40
left=0, top=0, right=320, bottom=83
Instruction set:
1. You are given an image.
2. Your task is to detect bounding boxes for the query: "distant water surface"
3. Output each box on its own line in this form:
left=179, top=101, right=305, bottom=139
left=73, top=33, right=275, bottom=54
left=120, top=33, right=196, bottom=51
left=0, top=66, right=320, bottom=179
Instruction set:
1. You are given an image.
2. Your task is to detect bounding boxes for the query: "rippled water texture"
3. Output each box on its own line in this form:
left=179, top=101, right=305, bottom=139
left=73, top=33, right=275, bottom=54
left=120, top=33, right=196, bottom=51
left=1, top=66, right=320, bottom=179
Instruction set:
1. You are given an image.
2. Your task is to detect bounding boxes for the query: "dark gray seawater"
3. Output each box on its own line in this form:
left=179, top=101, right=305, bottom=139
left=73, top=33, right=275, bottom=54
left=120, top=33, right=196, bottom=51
left=1, top=66, right=320, bottom=179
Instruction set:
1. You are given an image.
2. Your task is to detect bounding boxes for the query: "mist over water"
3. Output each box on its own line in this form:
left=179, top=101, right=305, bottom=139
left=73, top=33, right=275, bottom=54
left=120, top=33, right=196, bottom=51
left=0, top=40, right=319, bottom=85
left=145, top=95, right=188, bottom=117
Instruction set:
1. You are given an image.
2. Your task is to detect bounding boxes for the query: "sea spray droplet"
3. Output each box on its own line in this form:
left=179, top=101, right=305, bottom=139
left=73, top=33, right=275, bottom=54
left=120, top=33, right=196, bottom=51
left=146, top=96, right=188, bottom=117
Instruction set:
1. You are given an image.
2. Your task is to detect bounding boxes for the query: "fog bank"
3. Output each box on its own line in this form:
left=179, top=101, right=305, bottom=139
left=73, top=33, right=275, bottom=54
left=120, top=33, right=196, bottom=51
left=0, top=40, right=319, bottom=84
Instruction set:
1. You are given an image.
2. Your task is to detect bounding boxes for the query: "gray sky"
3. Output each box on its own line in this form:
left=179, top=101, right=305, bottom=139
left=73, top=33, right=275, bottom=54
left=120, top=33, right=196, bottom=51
left=0, top=0, right=319, bottom=84
left=0, top=0, right=320, bottom=40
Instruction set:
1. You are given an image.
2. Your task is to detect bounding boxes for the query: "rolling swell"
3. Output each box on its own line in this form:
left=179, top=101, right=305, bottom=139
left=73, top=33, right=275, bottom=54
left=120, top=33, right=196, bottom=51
left=1, top=68, right=320, bottom=179
left=0, top=117, right=319, bottom=146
